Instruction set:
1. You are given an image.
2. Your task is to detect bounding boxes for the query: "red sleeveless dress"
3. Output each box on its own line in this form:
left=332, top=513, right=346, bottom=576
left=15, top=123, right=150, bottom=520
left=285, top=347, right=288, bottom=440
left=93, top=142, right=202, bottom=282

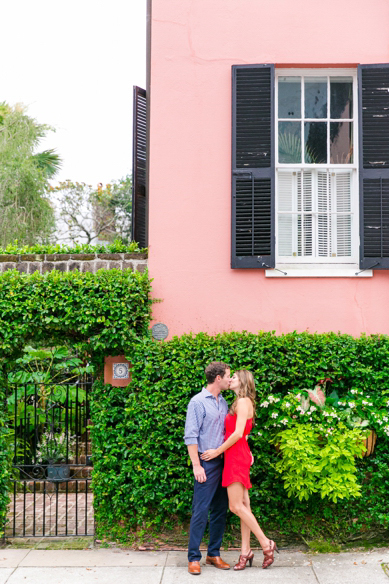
left=222, top=414, right=253, bottom=490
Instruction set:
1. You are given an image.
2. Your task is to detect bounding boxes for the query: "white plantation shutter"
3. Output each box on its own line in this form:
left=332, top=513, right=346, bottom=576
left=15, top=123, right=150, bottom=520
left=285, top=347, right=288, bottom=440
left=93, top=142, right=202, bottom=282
left=298, top=172, right=313, bottom=256
left=318, top=171, right=330, bottom=257
left=278, top=170, right=314, bottom=257
left=278, top=172, right=294, bottom=256
left=277, top=169, right=352, bottom=259
left=335, top=172, right=352, bottom=257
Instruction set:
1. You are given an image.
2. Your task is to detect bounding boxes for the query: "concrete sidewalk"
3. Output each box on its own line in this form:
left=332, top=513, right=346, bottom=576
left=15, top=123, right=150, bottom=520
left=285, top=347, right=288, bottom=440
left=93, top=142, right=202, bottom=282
left=0, top=548, right=388, bottom=584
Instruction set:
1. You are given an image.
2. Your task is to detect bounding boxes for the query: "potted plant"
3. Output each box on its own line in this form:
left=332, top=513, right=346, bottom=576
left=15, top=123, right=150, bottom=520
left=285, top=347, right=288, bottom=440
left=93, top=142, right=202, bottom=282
left=36, top=430, right=75, bottom=481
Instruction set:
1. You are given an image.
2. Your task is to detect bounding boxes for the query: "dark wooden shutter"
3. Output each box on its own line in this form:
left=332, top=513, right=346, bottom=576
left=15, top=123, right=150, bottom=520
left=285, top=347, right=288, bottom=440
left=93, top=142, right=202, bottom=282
left=359, top=64, right=389, bottom=269
left=231, top=65, right=275, bottom=269
left=132, top=86, right=147, bottom=247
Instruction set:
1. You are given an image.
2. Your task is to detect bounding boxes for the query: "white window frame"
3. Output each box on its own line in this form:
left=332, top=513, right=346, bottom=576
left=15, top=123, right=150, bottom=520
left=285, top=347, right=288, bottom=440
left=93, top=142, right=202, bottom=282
left=267, top=68, right=371, bottom=277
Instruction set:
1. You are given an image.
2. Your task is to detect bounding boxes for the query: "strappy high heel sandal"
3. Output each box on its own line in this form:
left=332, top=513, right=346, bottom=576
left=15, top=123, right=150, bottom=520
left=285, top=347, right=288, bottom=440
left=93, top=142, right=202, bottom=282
left=234, top=549, right=254, bottom=571
left=262, top=540, right=279, bottom=569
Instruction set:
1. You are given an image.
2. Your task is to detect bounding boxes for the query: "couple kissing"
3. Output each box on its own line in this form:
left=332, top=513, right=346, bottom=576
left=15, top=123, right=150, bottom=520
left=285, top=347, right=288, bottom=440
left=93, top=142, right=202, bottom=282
left=184, top=361, right=278, bottom=575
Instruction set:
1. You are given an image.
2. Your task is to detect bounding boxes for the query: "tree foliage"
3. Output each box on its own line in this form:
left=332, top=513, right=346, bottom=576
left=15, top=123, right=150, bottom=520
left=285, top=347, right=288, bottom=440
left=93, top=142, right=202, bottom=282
left=53, top=176, right=132, bottom=244
left=0, top=102, right=61, bottom=246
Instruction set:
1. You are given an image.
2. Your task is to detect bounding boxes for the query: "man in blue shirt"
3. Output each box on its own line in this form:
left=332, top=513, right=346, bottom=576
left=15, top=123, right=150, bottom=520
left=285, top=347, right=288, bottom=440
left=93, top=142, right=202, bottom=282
left=184, top=361, right=231, bottom=575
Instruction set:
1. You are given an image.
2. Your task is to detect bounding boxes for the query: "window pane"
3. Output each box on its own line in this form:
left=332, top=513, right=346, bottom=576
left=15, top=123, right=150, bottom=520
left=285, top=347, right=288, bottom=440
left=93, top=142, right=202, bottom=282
left=330, top=77, right=353, bottom=119
left=330, top=122, right=353, bottom=164
left=304, top=122, right=327, bottom=163
left=278, top=122, right=301, bottom=163
left=278, top=77, right=301, bottom=118
left=305, top=78, right=327, bottom=118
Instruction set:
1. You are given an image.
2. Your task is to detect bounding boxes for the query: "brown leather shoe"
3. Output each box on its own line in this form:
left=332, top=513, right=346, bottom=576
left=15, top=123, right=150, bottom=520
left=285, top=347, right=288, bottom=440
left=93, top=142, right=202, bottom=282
left=206, top=556, right=230, bottom=570
left=188, top=561, right=201, bottom=575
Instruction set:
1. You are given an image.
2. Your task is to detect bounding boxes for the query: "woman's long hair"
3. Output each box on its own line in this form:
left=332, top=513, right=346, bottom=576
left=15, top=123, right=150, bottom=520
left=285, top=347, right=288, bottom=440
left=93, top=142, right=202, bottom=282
left=230, top=369, right=256, bottom=420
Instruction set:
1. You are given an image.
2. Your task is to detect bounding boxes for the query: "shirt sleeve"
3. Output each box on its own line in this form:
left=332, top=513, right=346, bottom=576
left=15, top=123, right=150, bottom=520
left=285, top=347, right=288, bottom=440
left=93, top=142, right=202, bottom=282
left=184, top=399, right=205, bottom=446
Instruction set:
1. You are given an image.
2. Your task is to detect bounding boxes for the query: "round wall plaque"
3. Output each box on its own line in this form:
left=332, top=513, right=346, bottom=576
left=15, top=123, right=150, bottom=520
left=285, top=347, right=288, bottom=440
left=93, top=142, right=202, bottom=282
left=152, top=322, right=169, bottom=340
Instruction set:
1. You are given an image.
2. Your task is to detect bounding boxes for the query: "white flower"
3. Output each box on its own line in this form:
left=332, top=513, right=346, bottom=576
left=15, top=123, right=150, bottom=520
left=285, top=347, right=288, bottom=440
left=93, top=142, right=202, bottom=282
left=348, top=402, right=356, bottom=408
left=362, top=400, right=368, bottom=405
left=271, top=413, right=278, bottom=419
left=281, top=418, right=288, bottom=425
left=257, top=431, right=262, bottom=436
left=261, top=401, right=269, bottom=408
left=323, top=411, right=328, bottom=417
left=383, top=417, right=388, bottom=422
left=309, top=406, right=316, bottom=413
left=351, top=389, right=357, bottom=394
left=378, top=420, right=383, bottom=425
left=268, top=396, right=275, bottom=403
left=369, top=403, right=373, bottom=407
left=285, top=402, right=291, bottom=408
left=296, top=393, right=301, bottom=400
left=274, top=398, right=280, bottom=403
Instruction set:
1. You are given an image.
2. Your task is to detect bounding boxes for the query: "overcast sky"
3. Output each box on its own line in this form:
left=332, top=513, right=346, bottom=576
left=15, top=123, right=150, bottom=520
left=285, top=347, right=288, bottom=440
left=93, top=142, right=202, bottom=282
left=2, top=0, right=146, bottom=187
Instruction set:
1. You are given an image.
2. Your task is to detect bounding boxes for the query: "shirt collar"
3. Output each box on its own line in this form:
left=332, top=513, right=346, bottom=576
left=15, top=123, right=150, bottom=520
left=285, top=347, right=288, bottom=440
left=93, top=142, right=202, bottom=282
left=202, top=387, right=224, bottom=400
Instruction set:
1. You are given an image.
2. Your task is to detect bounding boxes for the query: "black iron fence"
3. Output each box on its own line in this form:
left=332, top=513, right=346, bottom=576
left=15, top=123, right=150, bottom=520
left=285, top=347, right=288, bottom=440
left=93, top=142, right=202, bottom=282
left=5, top=379, right=94, bottom=537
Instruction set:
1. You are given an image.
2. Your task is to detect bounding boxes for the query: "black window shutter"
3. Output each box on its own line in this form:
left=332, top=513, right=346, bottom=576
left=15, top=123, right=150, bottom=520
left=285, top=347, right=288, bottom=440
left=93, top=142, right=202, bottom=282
left=132, top=86, right=148, bottom=247
left=231, top=65, right=275, bottom=269
left=359, top=64, right=389, bottom=269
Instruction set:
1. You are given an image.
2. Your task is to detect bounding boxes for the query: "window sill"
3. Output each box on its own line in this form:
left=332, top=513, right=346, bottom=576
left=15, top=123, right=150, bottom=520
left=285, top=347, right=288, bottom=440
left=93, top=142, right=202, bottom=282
left=265, top=266, right=373, bottom=278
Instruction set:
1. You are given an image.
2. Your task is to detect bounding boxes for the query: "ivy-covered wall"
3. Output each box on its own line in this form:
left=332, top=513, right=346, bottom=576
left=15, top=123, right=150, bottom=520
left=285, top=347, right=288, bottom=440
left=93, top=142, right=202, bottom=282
left=0, top=268, right=152, bottom=537
left=91, top=331, right=389, bottom=544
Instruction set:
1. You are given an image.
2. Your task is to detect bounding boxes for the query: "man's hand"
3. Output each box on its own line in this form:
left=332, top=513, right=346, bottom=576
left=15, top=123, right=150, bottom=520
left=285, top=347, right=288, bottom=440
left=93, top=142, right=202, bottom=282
left=200, top=449, right=219, bottom=461
left=250, top=453, right=254, bottom=466
left=193, top=464, right=207, bottom=483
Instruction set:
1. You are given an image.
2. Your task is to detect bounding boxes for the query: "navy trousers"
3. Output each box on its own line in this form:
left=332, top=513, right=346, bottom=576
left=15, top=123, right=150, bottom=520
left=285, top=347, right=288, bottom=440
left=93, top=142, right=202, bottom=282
left=188, top=457, right=228, bottom=562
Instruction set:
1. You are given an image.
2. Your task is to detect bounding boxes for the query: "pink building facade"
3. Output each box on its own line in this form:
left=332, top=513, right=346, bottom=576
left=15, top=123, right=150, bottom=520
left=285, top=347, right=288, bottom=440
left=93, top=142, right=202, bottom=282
left=142, top=0, right=389, bottom=338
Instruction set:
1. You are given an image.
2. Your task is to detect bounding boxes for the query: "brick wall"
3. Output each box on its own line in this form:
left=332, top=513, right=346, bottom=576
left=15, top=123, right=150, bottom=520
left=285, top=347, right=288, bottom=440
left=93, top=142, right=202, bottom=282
left=0, top=253, right=148, bottom=274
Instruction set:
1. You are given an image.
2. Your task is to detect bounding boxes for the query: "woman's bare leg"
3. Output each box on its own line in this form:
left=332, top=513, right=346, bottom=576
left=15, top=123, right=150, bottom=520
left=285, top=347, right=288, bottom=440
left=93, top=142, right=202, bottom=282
left=227, top=482, right=270, bottom=550
left=240, top=488, right=251, bottom=555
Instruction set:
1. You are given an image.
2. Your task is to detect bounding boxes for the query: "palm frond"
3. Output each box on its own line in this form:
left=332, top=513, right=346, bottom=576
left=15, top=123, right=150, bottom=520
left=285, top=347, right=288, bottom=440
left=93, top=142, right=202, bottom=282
left=32, top=149, right=62, bottom=178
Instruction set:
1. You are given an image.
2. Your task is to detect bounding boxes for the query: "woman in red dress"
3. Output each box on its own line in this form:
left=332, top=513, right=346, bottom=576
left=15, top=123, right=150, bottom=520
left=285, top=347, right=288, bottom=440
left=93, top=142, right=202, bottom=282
left=201, top=370, right=278, bottom=570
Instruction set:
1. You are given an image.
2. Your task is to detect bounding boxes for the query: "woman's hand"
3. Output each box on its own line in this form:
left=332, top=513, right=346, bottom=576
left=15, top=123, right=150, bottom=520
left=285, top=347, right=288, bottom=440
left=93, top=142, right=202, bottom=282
left=201, top=449, right=219, bottom=461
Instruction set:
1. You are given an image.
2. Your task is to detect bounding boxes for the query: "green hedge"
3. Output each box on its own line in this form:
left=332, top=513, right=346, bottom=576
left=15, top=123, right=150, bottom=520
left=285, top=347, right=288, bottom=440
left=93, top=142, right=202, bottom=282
left=0, top=239, right=146, bottom=255
left=91, top=331, right=389, bottom=543
left=0, top=268, right=152, bottom=359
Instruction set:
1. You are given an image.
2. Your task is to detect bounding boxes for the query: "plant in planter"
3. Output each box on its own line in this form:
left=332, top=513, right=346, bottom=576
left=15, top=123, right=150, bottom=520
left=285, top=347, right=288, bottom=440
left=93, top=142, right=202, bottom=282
left=6, top=345, right=92, bottom=462
left=256, top=383, right=389, bottom=503
left=36, top=430, right=75, bottom=481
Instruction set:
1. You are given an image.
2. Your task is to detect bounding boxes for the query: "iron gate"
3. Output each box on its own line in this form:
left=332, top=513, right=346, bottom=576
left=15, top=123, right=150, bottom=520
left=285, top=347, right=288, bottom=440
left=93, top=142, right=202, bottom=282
left=5, top=380, right=93, bottom=537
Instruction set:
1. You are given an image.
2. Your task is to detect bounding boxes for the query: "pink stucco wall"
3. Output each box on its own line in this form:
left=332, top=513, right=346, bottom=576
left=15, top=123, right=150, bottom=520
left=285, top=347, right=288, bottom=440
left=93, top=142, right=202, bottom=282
left=148, top=0, right=389, bottom=338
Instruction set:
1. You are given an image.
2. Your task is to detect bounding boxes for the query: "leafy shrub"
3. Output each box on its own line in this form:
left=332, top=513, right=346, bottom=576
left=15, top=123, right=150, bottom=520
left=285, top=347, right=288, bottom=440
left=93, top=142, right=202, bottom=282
left=90, top=331, right=389, bottom=543
left=0, top=268, right=152, bottom=359
left=0, top=239, right=147, bottom=255
left=275, top=423, right=366, bottom=502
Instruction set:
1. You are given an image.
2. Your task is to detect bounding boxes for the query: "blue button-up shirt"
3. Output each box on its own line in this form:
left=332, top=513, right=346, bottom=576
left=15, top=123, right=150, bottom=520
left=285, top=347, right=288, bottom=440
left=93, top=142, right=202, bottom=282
left=184, top=388, right=229, bottom=452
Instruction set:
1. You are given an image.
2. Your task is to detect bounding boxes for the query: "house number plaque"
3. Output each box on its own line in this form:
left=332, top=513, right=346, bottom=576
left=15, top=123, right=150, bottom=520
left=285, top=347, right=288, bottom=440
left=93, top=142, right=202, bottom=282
left=104, top=355, right=132, bottom=387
